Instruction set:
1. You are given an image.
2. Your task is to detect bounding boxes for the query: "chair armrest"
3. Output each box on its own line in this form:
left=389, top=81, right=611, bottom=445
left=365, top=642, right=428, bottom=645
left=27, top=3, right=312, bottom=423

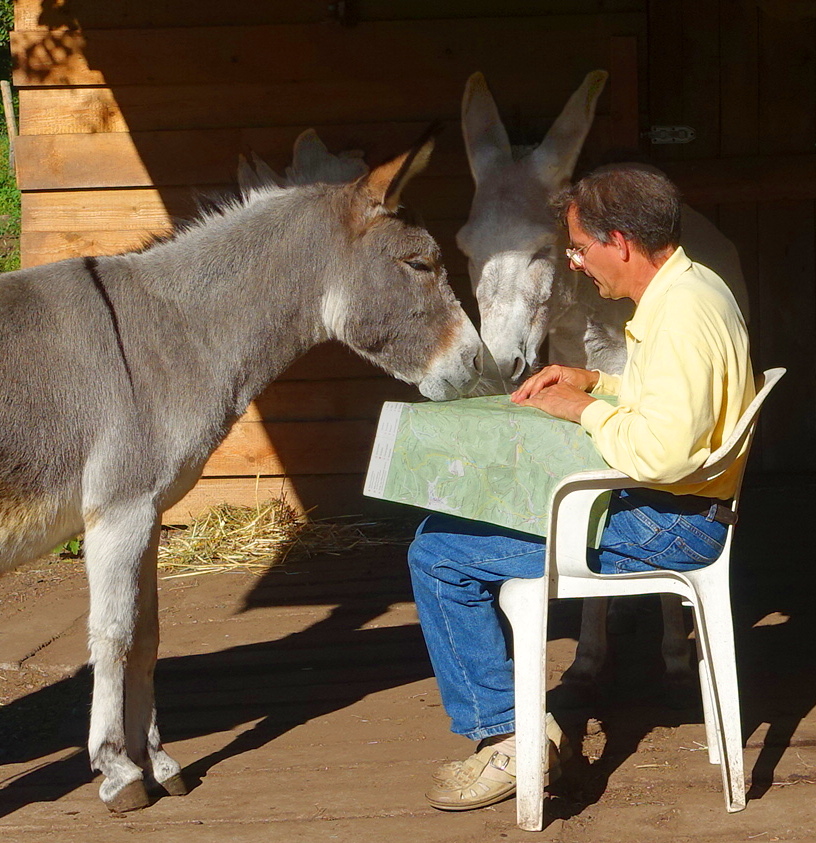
left=547, top=367, right=786, bottom=581
left=547, top=469, right=658, bottom=579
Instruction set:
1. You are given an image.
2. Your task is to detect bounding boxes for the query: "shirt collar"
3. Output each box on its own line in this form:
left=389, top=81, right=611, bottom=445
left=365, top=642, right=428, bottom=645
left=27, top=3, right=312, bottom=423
left=625, top=246, right=691, bottom=342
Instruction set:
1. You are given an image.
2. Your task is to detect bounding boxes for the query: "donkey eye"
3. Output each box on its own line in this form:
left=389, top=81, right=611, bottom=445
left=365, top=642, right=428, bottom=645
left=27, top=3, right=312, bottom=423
left=405, top=259, right=433, bottom=273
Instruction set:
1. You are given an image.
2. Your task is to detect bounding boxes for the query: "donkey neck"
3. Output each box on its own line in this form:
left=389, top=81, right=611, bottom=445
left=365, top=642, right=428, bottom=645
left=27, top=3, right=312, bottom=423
left=150, top=189, right=339, bottom=359
left=100, top=186, right=348, bottom=426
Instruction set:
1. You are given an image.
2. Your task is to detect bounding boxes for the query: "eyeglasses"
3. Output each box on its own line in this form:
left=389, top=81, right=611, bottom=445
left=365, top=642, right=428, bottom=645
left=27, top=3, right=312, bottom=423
left=565, top=239, right=598, bottom=268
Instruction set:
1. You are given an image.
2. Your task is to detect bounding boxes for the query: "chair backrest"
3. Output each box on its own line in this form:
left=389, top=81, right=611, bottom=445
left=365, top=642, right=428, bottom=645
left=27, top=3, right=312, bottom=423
left=550, top=368, right=786, bottom=588
left=674, top=367, right=786, bottom=491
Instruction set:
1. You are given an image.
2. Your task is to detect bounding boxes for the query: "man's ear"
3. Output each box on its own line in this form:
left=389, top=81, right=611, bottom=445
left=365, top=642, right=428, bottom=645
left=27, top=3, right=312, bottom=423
left=611, top=231, right=631, bottom=260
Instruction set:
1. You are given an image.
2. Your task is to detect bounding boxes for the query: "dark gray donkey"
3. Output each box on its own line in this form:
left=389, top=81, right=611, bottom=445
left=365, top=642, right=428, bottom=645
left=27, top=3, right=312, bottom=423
left=0, top=134, right=482, bottom=812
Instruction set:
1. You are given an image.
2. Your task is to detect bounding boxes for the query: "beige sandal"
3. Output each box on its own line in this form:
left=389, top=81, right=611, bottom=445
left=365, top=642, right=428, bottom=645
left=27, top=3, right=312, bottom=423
left=431, top=713, right=572, bottom=789
left=426, top=745, right=517, bottom=811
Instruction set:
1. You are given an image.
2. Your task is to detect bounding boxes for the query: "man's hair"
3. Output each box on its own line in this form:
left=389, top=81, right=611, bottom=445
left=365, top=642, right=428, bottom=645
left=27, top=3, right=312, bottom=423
left=551, top=166, right=682, bottom=259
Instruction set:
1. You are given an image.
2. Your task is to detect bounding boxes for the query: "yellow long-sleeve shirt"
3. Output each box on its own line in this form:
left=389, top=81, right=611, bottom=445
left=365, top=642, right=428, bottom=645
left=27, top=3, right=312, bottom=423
left=579, top=247, right=755, bottom=500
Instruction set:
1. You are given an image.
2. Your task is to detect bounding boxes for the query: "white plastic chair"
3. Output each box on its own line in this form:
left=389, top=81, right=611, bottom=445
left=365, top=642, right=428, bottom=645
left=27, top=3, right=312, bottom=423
left=498, top=367, right=785, bottom=831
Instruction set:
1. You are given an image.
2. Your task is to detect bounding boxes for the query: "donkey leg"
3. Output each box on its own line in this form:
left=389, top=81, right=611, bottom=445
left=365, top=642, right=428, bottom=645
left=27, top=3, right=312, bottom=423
left=660, top=594, right=696, bottom=708
left=124, top=521, right=186, bottom=796
left=85, top=504, right=159, bottom=812
left=560, top=597, right=609, bottom=706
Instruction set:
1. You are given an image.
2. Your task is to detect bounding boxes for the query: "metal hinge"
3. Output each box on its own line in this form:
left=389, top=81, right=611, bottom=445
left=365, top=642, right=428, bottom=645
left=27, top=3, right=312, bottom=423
left=644, top=125, right=697, bottom=145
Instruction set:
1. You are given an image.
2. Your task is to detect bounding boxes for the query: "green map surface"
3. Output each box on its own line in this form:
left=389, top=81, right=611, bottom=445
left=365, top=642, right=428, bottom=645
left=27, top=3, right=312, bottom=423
left=364, top=394, right=613, bottom=538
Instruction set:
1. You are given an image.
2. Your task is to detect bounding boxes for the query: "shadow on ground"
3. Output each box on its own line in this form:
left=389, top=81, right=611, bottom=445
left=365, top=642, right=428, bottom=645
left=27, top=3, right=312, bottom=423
left=1, top=477, right=814, bottom=816
left=544, top=477, right=816, bottom=817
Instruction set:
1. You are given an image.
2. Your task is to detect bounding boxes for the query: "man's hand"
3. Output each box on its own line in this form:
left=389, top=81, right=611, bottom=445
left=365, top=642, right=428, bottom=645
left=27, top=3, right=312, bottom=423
left=513, top=381, right=596, bottom=423
left=510, top=364, right=599, bottom=402
left=510, top=365, right=599, bottom=423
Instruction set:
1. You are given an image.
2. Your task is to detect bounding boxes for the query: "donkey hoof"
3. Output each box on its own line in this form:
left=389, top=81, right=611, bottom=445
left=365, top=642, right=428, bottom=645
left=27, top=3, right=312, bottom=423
left=104, top=779, right=150, bottom=813
left=158, top=773, right=189, bottom=797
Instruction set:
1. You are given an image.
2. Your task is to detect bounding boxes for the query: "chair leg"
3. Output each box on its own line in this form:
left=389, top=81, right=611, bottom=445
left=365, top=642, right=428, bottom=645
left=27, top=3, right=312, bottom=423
left=693, top=590, right=746, bottom=812
left=499, top=577, right=549, bottom=831
left=694, top=634, right=721, bottom=765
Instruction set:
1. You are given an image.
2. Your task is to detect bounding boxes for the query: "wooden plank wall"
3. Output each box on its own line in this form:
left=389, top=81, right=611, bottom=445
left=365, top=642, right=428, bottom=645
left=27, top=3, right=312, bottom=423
left=10, top=1, right=815, bottom=521
left=10, top=0, right=645, bottom=521
left=646, top=0, right=816, bottom=473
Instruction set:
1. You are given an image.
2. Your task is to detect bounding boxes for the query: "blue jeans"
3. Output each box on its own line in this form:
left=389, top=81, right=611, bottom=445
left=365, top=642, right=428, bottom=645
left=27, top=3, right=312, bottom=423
left=406, top=489, right=728, bottom=739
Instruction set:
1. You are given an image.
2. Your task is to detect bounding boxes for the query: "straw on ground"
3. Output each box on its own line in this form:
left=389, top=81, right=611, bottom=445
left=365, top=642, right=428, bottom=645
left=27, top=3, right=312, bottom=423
left=157, top=498, right=411, bottom=578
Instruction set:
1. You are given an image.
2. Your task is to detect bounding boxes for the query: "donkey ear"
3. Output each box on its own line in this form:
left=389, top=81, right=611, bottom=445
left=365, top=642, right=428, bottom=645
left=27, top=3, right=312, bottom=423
left=362, top=124, right=439, bottom=213
left=531, top=70, right=608, bottom=187
left=287, top=128, right=370, bottom=185
left=461, top=72, right=513, bottom=185
left=286, top=129, right=331, bottom=184
left=237, top=150, right=284, bottom=192
left=237, top=153, right=258, bottom=192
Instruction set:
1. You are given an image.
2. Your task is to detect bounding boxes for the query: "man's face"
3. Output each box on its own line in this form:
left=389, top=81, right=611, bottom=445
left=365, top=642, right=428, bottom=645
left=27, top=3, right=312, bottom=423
left=566, top=206, right=628, bottom=300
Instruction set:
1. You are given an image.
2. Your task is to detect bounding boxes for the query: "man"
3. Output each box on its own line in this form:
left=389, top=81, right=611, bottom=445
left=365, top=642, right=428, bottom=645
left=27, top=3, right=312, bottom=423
left=407, top=167, right=754, bottom=811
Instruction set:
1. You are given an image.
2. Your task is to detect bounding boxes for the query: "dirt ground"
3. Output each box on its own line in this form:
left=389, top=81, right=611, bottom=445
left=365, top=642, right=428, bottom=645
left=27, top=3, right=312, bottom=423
left=1, top=478, right=816, bottom=842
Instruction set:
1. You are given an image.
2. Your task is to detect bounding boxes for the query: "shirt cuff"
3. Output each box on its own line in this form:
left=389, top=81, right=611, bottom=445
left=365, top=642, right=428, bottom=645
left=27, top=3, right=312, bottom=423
left=590, top=371, right=621, bottom=396
left=580, top=397, right=617, bottom=434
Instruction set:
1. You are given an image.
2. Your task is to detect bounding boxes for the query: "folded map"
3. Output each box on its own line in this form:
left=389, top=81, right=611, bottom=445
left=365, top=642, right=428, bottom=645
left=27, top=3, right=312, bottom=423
left=364, top=394, right=613, bottom=539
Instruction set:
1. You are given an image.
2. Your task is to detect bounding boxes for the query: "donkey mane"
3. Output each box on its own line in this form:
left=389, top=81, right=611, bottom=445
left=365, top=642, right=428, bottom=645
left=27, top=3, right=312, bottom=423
left=133, top=182, right=295, bottom=255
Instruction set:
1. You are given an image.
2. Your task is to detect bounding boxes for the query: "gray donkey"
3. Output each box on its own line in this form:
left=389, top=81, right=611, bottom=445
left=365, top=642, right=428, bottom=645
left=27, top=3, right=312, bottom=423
left=457, top=70, right=752, bottom=706
left=0, top=134, right=482, bottom=812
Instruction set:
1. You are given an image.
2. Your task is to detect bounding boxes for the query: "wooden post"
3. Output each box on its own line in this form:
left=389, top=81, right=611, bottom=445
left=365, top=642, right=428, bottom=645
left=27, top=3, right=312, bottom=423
left=1, top=80, right=17, bottom=176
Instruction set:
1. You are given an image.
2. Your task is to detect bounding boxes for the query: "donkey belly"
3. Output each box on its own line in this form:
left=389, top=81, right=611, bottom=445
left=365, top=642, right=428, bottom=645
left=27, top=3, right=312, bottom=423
left=0, top=489, right=83, bottom=575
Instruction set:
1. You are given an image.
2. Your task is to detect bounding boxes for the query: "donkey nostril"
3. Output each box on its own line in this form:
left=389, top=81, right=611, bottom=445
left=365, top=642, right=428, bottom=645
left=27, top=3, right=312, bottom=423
left=511, top=355, right=526, bottom=382
left=473, top=347, right=484, bottom=375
